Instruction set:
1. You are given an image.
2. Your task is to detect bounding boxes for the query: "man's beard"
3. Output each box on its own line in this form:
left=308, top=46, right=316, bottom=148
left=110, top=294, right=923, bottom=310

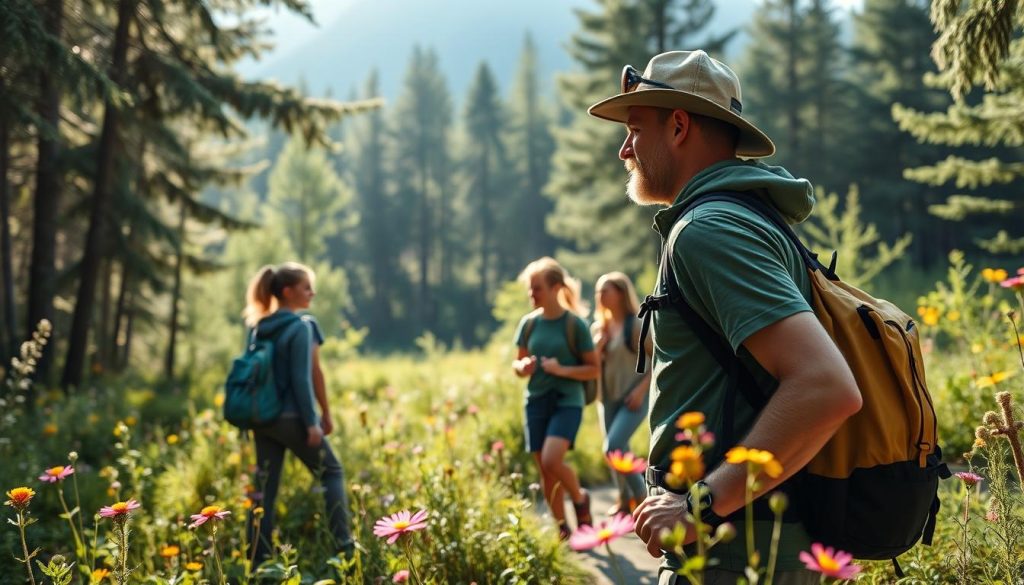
left=625, top=147, right=675, bottom=206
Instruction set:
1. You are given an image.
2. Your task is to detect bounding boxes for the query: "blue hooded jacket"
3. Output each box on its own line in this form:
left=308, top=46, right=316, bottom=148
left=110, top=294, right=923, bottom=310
left=252, top=309, right=317, bottom=427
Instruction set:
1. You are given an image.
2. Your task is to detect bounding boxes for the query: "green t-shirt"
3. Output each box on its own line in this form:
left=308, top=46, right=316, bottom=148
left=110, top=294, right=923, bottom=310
left=514, top=311, right=595, bottom=408
left=649, top=199, right=814, bottom=572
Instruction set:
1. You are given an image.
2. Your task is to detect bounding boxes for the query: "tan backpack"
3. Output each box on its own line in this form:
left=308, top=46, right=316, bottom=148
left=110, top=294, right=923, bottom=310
left=636, top=192, right=950, bottom=566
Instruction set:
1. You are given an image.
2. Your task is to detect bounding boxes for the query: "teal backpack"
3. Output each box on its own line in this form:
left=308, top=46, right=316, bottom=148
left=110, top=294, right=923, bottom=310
left=223, top=318, right=306, bottom=429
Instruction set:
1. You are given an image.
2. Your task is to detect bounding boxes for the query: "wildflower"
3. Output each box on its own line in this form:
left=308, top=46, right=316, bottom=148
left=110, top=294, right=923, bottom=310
left=42, top=423, right=58, bottom=437
left=568, top=514, right=635, bottom=551
left=726, top=446, right=783, bottom=478
left=1000, top=274, right=1024, bottom=290
left=946, top=310, right=961, bottom=322
left=124, top=416, right=137, bottom=426
left=184, top=561, right=203, bottom=571
left=167, top=434, right=179, bottom=445
left=982, top=268, right=1009, bottom=283
left=393, top=570, right=410, bottom=583
left=666, top=446, right=705, bottom=488
left=39, top=465, right=75, bottom=483
left=799, top=543, right=861, bottom=580
left=920, top=306, right=940, bottom=326
left=160, top=545, right=180, bottom=558
left=91, top=568, right=110, bottom=583
left=99, top=499, right=140, bottom=519
left=5, top=487, right=35, bottom=510
left=189, top=505, right=231, bottom=528
left=373, top=509, right=429, bottom=544
left=977, top=370, right=1015, bottom=388
left=491, top=440, right=505, bottom=453
left=676, top=412, right=706, bottom=430
left=954, top=472, right=983, bottom=487
left=606, top=450, right=647, bottom=474
left=467, top=404, right=480, bottom=415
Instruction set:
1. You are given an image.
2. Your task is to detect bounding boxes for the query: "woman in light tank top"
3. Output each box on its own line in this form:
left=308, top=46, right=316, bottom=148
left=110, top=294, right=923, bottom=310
left=591, top=272, right=652, bottom=515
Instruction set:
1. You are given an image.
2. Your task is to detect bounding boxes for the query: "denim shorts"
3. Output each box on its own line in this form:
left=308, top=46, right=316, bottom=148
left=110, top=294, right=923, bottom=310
left=524, top=392, right=583, bottom=452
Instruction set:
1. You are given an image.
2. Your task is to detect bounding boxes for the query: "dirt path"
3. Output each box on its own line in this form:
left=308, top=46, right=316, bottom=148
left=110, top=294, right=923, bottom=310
left=541, top=484, right=663, bottom=584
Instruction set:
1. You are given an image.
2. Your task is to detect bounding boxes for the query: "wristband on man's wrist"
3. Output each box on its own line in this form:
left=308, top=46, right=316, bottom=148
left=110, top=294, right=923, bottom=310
left=685, top=480, right=727, bottom=527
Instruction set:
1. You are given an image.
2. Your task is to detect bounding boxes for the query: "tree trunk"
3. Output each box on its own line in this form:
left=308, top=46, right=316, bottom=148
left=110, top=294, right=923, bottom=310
left=26, top=0, right=64, bottom=382
left=164, top=203, right=186, bottom=379
left=62, top=0, right=133, bottom=389
left=111, top=259, right=129, bottom=367
left=121, top=298, right=134, bottom=370
left=0, top=105, right=15, bottom=363
left=97, top=256, right=113, bottom=371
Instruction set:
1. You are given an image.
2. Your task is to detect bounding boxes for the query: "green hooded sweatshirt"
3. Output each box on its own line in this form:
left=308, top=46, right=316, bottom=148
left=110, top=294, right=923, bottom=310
left=648, top=159, right=816, bottom=572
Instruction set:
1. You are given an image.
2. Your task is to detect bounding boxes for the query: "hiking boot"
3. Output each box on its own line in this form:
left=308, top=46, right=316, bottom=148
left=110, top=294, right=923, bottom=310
left=572, top=489, right=592, bottom=527
left=558, top=522, right=572, bottom=542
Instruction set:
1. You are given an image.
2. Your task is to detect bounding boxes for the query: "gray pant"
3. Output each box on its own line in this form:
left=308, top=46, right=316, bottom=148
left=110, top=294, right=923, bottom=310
left=659, top=567, right=819, bottom=585
left=249, top=416, right=352, bottom=561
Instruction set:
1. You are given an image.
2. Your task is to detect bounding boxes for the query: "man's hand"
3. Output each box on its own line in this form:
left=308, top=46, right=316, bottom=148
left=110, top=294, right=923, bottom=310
left=306, top=425, right=324, bottom=448
left=320, top=412, right=334, bottom=436
left=624, top=386, right=647, bottom=411
left=633, top=491, right=695, bottom=558
left=540, top=356, right=562, bottom=375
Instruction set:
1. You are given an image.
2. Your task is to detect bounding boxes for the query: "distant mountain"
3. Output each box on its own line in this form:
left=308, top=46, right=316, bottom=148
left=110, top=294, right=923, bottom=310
left=244, top=0, right=762, bottom=104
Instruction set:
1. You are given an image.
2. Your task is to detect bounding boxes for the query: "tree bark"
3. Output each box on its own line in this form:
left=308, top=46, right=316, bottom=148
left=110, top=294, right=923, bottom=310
left=164, top=203, right=186, bottom=379
left=62, top=0, right=133, bottom=389
left=26, top=0, right=64, bottom=382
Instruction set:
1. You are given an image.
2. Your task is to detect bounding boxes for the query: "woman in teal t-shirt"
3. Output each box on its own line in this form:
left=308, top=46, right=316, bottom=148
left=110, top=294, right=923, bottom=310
left=512, top=257, right=599, bottom=541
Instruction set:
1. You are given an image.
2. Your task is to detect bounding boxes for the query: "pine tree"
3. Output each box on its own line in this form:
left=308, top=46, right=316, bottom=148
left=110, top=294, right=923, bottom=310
left=547, top=0, right=733, bottom=281
left=892, top=0, right=1024, bottom=256
left=266, top=137, right=349, bottom=264
left=391, top=46, right=453, bottom=335
left=462, top=62, right=507, bottom=316
left=740, top=0, right=852, bottom=188
left=505, top=33, right=556, bottom=273
left=847, top=0, right=949, bottom=261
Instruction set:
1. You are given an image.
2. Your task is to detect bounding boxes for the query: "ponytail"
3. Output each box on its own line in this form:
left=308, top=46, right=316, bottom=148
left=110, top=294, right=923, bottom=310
left=243, top=266, right=278, bottom=327
left=242, top=262, right=316, bottom=327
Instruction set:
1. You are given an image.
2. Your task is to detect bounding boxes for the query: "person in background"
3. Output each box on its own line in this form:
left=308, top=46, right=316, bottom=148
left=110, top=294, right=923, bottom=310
left=512, top=257, right=599, bottom=541
left=241, top=262, right=353, bottom=563
left=592, top=271, right=652, bottom=515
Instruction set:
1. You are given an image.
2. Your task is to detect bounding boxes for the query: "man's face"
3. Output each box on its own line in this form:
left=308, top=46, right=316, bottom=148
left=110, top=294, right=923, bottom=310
left=619, top=107, right=677, bottom=206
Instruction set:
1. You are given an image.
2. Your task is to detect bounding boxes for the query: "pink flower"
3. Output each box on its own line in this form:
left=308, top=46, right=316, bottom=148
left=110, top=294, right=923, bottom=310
left=799, top=543, right=861, bottom=580
left=188, top=505, right=231, bottom=529
left=39, top=465, right=74, bottom=483
left=99, top=499, right=140, bottom=519
left=955, top=471, right=983, bottom=487
left=1001, top=275, right=1024, bottom=289
left=606, top=450, right=647, bottom=474
left=569, top=513, right=635, bottom=551
left=491, top=440, right=505, bottom=453
left=392, top=570, right=410, bottom=583
left=373, top=509, right=429, bottom=544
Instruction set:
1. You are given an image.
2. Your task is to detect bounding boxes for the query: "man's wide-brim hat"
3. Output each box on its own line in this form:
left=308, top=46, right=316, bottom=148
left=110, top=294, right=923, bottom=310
left=588, top=50, right=775, bottom=158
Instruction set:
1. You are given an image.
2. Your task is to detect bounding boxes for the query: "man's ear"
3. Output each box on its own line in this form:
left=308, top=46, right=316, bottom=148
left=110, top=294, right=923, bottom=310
left=671, top=109, right=691, bottom=145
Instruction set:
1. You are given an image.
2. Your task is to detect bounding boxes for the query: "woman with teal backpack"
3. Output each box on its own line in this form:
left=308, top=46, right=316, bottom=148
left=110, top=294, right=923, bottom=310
left=591, top=271, right=652, bottom=516
left=241, top=262, right=353, bottom=563
left=511, top=257, right=599, bottom=541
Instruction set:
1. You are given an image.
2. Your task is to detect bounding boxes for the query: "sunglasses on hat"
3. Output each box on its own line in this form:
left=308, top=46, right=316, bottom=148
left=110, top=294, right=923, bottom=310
left=621, top=65, right=675, bottom=93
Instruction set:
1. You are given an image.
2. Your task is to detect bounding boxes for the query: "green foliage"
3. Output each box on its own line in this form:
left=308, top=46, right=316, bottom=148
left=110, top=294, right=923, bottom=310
left=798, top=185, right=913, bottom=288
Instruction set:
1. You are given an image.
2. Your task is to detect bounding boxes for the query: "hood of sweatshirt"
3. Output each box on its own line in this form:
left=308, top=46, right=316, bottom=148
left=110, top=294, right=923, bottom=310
left=653, top=158, right=815, bottom=237
left=254, top=309, right=302, bottom=339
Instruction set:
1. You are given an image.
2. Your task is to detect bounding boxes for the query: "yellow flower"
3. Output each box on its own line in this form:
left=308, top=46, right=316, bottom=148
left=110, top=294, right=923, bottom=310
left=666, top=446, right=705, bottom=488
left=91, top=568, right=110, bottom=583
left=977, top=370, right=1015, bottom=388
left=675, top=412, right=706, bottom=430
left=921, top=307, right=940, bottom=327
left=946, top=310, right=961, bottom=322
left=214, top=394, right=225, bottom=407
left=726, top=446, right=784, bottom=479
left=5, top=486, right=35, bottom=509
left=124, top=416, right=137, bottom=426
left=971, top=343, right=983, bottom=354
left=42, top=423, right=58, bottom=437
left=973, top=438, right=987, bottom=450
left=159, top=545, right=180, bottom=558
left=185, top=561, right=203, bottom=571
left=226, top=452, right=241, bottom=466
left=982, top=268, right=1009, bottom=283
left=167, top=434, right=179, bottom=445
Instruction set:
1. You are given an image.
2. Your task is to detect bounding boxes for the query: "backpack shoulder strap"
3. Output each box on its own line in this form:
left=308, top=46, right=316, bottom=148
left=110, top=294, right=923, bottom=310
left=520, top=314, right=538, bottom=350
left=565, top=313, right=580, bottom=361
